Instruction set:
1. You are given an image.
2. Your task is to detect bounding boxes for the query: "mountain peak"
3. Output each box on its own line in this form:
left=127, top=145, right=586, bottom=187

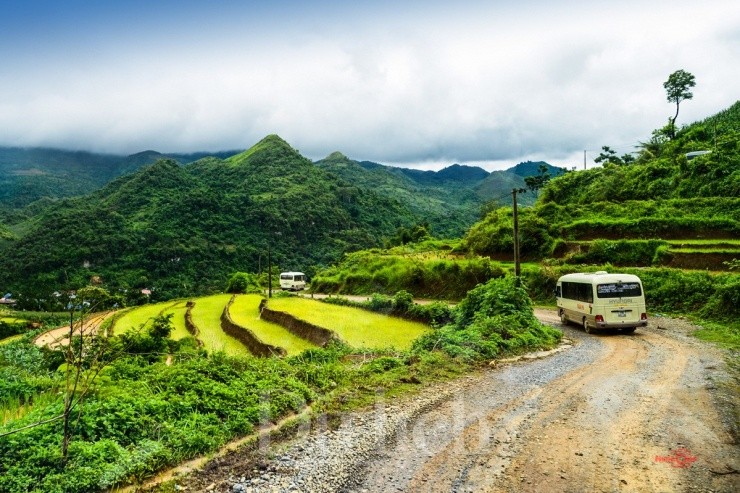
left=325, top=151, right=348, bottom=161
left=227, top=134, right=305, bottom=167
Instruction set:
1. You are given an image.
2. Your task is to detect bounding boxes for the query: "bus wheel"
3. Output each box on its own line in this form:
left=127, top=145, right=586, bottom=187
left=560, top=309, right=568, bottom=325
left=583, top=318, right=592, bottom=334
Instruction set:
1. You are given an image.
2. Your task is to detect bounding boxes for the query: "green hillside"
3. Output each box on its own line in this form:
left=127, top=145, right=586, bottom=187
left=315, top=152, right=482, bottom=237
left=463, top=102, right=740, bottom=268
left=0, top=135, right=418, bottom=303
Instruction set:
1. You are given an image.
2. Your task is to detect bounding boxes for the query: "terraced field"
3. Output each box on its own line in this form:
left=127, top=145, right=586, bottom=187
left=267, top=297, right=430, bottom=350
left=557, top=238, right=739, bottom=270
left=112, top=301, right=181, bottom=336
left=159, top=301, right=191, bottom=340
left=0, top=334, right=22, bottom=345
left=229, top=295, right=315, bottom=356
left=190, top=294, right=249, bottom=356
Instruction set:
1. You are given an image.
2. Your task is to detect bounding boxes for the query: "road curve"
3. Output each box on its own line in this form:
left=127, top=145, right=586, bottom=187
left=350, top=319, right=738, bottom=493
left=174, top=311, right=739, bottom=493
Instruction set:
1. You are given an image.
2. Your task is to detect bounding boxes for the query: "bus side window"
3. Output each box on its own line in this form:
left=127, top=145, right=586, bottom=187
left=555, top=286, right=561, bottom=298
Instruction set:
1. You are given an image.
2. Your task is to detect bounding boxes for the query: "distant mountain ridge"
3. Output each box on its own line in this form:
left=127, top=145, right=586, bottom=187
left=0, top=146, right=242, bottom=211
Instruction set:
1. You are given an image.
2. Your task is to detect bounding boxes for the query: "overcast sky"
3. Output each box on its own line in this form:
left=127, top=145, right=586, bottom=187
left=0, top=0, right=738, bottom=170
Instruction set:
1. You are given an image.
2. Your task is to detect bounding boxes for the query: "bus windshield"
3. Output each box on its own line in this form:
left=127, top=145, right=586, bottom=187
left=596, top=282, right=642, bottom=298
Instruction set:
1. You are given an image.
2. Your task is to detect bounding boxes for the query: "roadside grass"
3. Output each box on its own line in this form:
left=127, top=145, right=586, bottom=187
left=0, top=317, right=23, bottom=324
left=268, top=297, right=430, bottom=350
left=229, top=295, right=315, bottom=356
left=693, top=320, right=740, bottom=350
left=190, top=294, right=250, bottom=356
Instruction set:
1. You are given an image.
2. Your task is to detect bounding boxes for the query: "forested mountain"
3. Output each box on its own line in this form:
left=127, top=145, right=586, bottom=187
left=0, top=136, right=417, bottom=302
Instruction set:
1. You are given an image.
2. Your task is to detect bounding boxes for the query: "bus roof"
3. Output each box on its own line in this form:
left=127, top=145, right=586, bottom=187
left=280, top=271, right=305, bottom=276
left=557, top=272, right=642, bottom=284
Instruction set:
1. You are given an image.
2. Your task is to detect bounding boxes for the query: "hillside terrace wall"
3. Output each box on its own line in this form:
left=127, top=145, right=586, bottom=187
left=184, top=301, right=204, bottom=347
left=221, top=296, right=286, bottom=357
left=259, top=299, right=337, bottom=347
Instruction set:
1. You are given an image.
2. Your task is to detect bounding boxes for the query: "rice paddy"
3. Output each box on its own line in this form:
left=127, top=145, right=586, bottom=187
left=0, top=334, right=23, bottom=345
left=229, top=294, right=315, bottom=356
left=189, top=294, right=250, bottom=356
left=159, top=301, right=192, bottom=340
left=267, top=297, right=430, bottom=350
left=112, top=301, right=179, bottom=336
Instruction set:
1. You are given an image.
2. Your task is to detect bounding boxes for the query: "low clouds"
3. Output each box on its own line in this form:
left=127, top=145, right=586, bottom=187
left=0, top=0, right=738, bottom=170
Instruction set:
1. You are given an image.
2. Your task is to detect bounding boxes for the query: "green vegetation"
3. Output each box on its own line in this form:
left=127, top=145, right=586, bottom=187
left=268, top=297, right=430, bottom=350
left=311, top=245, right=505, bottom=300
left=190, top=294, right=248, bottom=356
left=229, top=295, right=315, bottom=356
left=0, top=136, right=421, bottom=304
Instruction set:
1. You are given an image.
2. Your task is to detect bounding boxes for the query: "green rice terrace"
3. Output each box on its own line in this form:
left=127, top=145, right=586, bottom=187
left=229, top=294, right=315, bottom=356
left=113, top=300, right=190, bottom=340
left=108, top=293, right=431, bottom=357
left=189, top=294, right=250, bottom=356
left=268, top=297, right=430, bottom=350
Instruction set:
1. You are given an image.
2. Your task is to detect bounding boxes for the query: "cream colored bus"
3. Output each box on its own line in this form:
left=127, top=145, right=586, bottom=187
left=279, top=272, right=306, bottom=291
left=555, top=271, right=648, bottom=333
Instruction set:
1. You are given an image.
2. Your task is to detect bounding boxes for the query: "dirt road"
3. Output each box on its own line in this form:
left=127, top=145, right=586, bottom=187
left=33, top=311, right=112, bottom=348
left=351, top=314, right=738, bottom=493
left=171, top=311, right=739, bottom=493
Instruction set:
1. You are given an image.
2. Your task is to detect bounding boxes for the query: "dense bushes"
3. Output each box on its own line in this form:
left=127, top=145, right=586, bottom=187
left=0, top=320, right=27, bottom=340
left=413, top=276, right=561, bottom=361
left=0, top=350, right=316, bottom=493
left=463, top=207, right=555, bottom=259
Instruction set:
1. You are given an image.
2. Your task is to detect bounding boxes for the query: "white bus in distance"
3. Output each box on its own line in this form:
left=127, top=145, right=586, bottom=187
left=280, top=272, right=306, bottom=291
left=555, top=271, right=648, bottom=333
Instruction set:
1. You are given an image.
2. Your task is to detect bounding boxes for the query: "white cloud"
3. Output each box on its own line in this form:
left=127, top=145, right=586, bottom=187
left=0, top=0, right=737, bottom=170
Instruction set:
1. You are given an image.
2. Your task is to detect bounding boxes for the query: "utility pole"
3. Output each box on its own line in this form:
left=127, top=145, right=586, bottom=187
left=267, top=244, right=272, bottom=298
left=512, top=188, right=522, bottom=278
left=584, top=150, right=587, bottom=170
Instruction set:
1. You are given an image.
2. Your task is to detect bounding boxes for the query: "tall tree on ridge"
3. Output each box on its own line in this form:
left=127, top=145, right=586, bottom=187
left=663, top=69, right=696, bottom=139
